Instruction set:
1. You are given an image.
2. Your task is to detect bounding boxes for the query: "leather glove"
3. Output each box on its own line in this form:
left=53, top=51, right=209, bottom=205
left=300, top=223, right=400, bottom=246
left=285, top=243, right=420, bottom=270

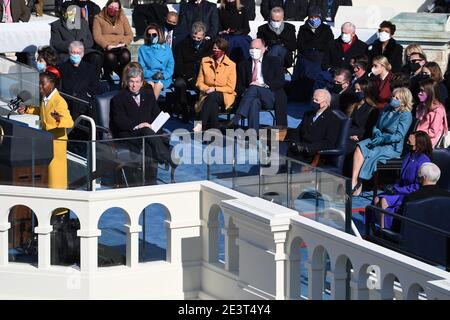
left=383, top=184, right=395, bottom=195
left=371, top=136, right=384, bottom=146
left=152, top=72, right=164, bottom=80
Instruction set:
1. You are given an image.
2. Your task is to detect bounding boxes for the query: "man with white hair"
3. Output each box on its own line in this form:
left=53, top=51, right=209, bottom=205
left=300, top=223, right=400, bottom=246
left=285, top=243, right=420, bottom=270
left=401, top=162, right=450, bottom=207
left=232, top=38, right=287, bottom=130
left=256, top=7, right=296, bottom=68
left=59, top=41, right=99, bottom=123
left=288, top=88, right=341, bottom=163
left=321, top=21, right=367, bottom=72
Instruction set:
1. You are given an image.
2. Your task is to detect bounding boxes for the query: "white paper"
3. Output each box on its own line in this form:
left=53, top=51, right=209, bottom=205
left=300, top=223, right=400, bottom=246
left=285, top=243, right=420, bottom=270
left=150, top=111, right=170, bottom=132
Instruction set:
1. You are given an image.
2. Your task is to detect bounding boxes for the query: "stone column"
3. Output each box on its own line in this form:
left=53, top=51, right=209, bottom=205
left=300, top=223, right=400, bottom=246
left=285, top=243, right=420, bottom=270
left=77, top=229, right=101, bottom=273
left=287, top=253, right=301, bottom=299
left=125, top=224, right=142, bottom=268
left=330, top=270, right=348, bottom=300
left=272, top=229, right=289, bottom=300
left=206, top=220, right=219, bottom=263
left=306, top=261, right=324, bottom=300
left=167, top=221, right=200, bottom=264
left=224, top=227, right=239, bottom=273
left=35, top=225, right=53, bottom=269
left=350, top=279, right=369, bottom=300
left=0, top=223, right=11, bottom=266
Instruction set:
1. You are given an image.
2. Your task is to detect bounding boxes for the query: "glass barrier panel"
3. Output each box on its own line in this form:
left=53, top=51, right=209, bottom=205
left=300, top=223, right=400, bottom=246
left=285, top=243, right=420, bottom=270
left=315, top=170, right=349, bottom=232
left=169, top=131, right=208, bottom=184
left=0, top=56, right=40, bottom=110
left=94, top=136, right=145, bottom=189
left=287, top=158, right=320, bottom=219
left=67, top=139, right=90, bottom=190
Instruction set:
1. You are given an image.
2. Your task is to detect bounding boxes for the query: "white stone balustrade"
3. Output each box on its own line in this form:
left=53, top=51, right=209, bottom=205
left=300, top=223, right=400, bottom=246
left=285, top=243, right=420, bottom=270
left=0, top=181, right=449, bottom=299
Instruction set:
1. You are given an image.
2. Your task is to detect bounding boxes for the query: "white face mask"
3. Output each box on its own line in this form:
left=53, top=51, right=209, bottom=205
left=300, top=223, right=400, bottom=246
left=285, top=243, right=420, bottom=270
left=371, top=66, right=382, bottom=76
left=341, top=33, right=352, bottom=43
left=270, top=21, right=282, bottom=29
left=249, top=48, right=262, bottom=60
left=378, top=31, right=391, bottom=42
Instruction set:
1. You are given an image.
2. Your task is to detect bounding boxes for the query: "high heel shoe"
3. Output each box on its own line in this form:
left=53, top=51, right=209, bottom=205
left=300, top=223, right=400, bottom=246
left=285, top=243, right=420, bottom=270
left=352, top=180, right=362, bottom=196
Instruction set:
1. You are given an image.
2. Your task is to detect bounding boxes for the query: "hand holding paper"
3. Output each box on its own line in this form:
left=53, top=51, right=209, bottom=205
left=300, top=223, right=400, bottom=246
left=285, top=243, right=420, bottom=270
left=150, top=111, right=170, bottom=132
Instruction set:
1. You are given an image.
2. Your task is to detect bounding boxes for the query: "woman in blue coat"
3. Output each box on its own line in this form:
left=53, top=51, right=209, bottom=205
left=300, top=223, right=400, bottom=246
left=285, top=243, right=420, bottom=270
left=138, top=23, right=174, bottom=99
left=374, top=131, right=432, bottom=229
left=352, top=87, right=414, bottom=196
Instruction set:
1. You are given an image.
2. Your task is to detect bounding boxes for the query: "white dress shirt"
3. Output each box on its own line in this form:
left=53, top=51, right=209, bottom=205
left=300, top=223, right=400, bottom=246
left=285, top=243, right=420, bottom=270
left=43, top=89, right=58, bottom=107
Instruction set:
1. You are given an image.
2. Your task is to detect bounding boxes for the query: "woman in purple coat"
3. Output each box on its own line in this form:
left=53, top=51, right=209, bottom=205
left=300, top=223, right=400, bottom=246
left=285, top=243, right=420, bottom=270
left=374, top=130, right=433, bottom=229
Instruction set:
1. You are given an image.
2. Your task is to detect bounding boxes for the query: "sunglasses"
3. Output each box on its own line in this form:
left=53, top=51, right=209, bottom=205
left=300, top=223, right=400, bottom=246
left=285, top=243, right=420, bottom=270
left=410, top=59, right=423, bottom=63
left=148, top=33, right=158, bottom=37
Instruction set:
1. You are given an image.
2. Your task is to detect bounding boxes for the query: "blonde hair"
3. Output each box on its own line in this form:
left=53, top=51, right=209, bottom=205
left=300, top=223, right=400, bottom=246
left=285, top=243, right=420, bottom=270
left=372, top=55, right=392, bottom=72
left=404, top=43, right=424, bottom=64
left=392, top=87, right=413, bottom=112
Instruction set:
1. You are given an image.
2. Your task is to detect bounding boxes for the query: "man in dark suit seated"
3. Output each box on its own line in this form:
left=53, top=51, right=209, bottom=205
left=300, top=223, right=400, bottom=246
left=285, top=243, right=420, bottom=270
left=50, top=4, right=103, bottom=79
left=59, top=41, right=99, bottom=121
left=110, top=64, right=177, bottom=183
left=321, top=21, right=368, bottom=72
left=401, top=162, right=450, bottom=207
left=178, top=0, right=219, bottom=40
left=232, top=38, right=287, bottom=131
left=330, top=68, right=355, bottom=111
left=256, top=7, right=296, bottom=69
left=288, top=89, right=341, bottom=163
left=173, top=21, right=213, bottom=122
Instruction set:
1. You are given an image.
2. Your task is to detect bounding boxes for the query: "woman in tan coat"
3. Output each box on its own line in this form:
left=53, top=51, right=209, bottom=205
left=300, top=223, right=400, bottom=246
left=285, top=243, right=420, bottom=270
left=194, top=38, right=236, bottom=131
left=93, top=0, right=133, bottom=83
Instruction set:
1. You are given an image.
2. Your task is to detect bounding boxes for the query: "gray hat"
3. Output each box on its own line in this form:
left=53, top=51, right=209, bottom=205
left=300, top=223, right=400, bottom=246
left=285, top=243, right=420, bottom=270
left=308, top=6, right=322, bottom=18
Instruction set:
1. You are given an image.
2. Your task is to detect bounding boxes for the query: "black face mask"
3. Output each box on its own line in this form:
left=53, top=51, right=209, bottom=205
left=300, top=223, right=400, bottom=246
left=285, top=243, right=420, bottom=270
left=311, top=101, right=320, bottom=110
left=193, top=39, right=203, bottom=48
left=332, top=83, right=343, bottom=94
left=409, top=62, right=421, bottom=73
left=165, top=22, right=176, bottom=31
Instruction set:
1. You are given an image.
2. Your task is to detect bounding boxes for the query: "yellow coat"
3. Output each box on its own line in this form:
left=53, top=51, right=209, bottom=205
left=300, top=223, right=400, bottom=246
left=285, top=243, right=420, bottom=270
left=195, top=55, right=236, bottom=113
left=26, top=90, right=74, bottom=189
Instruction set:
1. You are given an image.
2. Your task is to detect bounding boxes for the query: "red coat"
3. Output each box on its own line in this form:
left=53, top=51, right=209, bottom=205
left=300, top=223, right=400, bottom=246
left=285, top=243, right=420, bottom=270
left=374, top=71, right=393, bottom=109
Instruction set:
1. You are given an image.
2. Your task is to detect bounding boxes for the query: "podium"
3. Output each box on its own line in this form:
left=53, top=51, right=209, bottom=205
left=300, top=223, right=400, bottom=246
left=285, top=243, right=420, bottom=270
left=0, top=117, right=53, bottom=187
left=0, top=117, right=54, bottom=253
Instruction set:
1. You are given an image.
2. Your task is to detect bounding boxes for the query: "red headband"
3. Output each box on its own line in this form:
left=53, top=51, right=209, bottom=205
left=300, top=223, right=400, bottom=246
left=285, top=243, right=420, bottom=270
left=45, top=66, right=61, bottom=79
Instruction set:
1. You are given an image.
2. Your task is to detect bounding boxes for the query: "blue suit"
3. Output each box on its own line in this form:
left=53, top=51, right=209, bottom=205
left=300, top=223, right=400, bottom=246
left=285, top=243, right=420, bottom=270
left=357, top=105, right=412, bottom=180
left=138, top=43, right=174, bottom=89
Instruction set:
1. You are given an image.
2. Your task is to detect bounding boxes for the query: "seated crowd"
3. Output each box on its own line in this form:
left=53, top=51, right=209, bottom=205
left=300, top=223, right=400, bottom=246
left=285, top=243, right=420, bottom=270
left=2, top=1, right=450, bottom=233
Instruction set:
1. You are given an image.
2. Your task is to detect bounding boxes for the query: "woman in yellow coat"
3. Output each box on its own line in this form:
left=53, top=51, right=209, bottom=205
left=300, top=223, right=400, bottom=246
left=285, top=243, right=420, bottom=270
left=19, top=70, right=74, bottom=189
left=194, top=37, right=236, bottom=132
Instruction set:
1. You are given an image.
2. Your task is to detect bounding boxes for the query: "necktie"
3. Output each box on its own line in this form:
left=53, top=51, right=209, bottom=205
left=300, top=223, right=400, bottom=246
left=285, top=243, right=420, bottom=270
left=132, top=94, right=140, bottom=106
left=4, top=0, right=13, bottom=23
left=252, top=60, right=259, bottom=83
left=167, top=31, right=172, bottom=47
left=81, top=6, right=87, bottom=21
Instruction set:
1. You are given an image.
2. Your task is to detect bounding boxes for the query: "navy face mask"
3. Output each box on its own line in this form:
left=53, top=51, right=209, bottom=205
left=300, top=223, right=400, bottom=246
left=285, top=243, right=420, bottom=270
left=355, top=91, right=365, bottom=102
left=311, top=101, right=320, bottom=110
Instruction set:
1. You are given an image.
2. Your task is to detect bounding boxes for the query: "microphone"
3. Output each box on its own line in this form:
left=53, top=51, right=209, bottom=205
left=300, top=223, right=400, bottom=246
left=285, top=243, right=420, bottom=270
left=8, top=90, right=32, bottom=111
